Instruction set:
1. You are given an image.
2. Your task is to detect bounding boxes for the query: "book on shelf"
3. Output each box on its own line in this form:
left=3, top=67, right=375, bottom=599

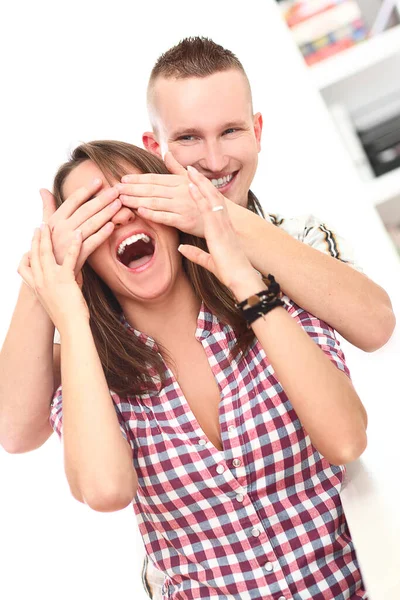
left=277, top=0, right=368, bottom=65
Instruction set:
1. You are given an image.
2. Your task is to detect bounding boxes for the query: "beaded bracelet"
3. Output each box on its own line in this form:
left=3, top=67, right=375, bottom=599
left=236, top=274, right=284, bottom=326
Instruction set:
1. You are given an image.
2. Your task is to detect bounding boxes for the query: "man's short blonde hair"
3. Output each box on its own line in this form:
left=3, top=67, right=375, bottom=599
left=147, top=36, right=252, bottom=113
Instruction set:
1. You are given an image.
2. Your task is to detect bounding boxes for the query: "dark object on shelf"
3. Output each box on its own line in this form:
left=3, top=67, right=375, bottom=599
left=358, top=113, right=400, bottom=176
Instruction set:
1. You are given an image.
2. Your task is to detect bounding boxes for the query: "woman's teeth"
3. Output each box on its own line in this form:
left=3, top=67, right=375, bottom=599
left=211, top=173, right=233, bottom=188
left=117, top=233, right=150, bottom=256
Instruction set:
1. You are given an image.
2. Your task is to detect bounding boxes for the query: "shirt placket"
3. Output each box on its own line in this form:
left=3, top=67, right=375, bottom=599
left=201, top=334, right=293, bottom=600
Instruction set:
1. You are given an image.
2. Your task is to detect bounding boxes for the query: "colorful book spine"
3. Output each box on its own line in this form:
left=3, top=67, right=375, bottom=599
left=278, top=0, right=367, bottom=65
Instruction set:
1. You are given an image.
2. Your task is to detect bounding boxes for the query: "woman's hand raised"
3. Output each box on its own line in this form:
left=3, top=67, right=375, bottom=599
left=18, top=224, right=89, bottom=331
left=40, top=183, right=120, bottom=276
left=178, top=166, right=262, bottom=300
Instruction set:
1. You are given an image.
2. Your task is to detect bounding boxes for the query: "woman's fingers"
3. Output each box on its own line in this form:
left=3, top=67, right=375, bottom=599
left=63, top=230, right=84, bottom=274
left=30, top=228, right=43, bottom=288
left=77, top=222, right=115, bottom=271
left=187, top=177, right=227, bottom=239
left=185, top=166, right=254, bottom=291
left=17, top=252, right=34, bottom=289
left=187, top=166, right=225, bottom=211
left=69, top=188, right=120, bottom=234
left=52, top=179, right=103, bottom=221
left=40, top=189, right=57, bottom=224
left=39, top=224, right=57, bottom=271
left=178, top=245, right=215, bottom=275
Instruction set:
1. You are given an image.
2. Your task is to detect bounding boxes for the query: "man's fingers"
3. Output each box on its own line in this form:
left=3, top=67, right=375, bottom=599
left=120, top=173, right=182, bottom=186
left=136, top=207, right=178, bottom=226
left=164, top=151, right=187, bottom=175
left=117, top=183, right=177, bottom=199
left=40, top=189, right=57, bottom=223
left=120, top=195, right=174, bottom=211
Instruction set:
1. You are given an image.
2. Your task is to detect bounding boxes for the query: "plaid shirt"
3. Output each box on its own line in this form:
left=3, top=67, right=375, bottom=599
left=50, top=298, right=367, bottom=600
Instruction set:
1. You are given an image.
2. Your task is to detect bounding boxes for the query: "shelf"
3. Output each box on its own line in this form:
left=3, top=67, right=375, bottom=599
left=367, top=167, right=400, bottom=207
left=309, top=24, right=400, bottom=90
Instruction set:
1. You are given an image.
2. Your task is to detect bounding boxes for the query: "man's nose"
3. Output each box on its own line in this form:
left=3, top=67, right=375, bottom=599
left=199, top=141, right=229, bottom=174
left=111, top=206, right=136, bottom=227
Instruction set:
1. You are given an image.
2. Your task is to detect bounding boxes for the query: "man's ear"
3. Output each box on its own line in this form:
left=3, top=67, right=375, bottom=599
left=253, top=112, right=263, bottom=152
left=142, top=131, right=162, bottom=157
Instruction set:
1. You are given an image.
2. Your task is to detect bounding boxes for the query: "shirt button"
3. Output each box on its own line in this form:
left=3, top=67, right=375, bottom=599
left=236, top=493, right=244, bottom=502
left=216, top=465, right=225, bottom=474
left=264, top=561, right=274, bottom=572
left=198, top=439, right=207, bottom=446
left=278, top=597, right=286, bottom=600
left=228, top=425, right=236, bottom=433
left=232, top=459, right=241, bottom=467
left=251, top=527, right=261, bottom=537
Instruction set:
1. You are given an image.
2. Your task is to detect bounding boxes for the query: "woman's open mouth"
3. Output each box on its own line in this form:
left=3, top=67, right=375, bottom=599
left=116, top=232, right=155, bottom=272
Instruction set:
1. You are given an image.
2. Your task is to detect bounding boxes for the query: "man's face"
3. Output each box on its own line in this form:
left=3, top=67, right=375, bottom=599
left=144, top=69, right=262, bottom=207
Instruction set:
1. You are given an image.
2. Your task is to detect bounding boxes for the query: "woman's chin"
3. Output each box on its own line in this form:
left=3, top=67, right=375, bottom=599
left=126, top=277, right=177, bottom=304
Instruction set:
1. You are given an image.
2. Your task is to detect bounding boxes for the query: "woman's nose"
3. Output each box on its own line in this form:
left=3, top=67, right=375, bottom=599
left=111, top=205, right=136, bottom=227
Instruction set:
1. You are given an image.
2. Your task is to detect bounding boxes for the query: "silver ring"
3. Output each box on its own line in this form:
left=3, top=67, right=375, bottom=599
left=211, top=205, right=224, bottom=212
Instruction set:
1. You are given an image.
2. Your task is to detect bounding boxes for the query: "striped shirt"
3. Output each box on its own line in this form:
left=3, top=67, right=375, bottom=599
left=50, top=297, right=366, bottom=600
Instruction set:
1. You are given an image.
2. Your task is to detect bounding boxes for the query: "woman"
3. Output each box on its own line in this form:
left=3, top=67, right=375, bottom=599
left=20, top=141, right=368, bottom=599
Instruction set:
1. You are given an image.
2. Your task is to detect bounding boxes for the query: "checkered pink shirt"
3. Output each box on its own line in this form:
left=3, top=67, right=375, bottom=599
left=50, top=299, right=367, bottom=600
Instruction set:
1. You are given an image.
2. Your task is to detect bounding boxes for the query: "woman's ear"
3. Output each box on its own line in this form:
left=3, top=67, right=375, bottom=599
left=142, top=132, right=162, bottom=157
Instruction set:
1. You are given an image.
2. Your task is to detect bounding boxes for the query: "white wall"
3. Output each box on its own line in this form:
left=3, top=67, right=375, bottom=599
left=1, top=1, right=399, bottom=599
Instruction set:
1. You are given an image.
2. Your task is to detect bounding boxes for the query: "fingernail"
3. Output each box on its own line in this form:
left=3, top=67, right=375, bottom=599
left=111, top=199, right=121, bottom=208
left=121, top=176, right=129, bottom=183
left=187, top=165, right=197, bottom=174
left=40, top=222, right=46, bottom=230
left=93, top=178, right=102, bottom=185
left=178, top=244, right=183, bottom=252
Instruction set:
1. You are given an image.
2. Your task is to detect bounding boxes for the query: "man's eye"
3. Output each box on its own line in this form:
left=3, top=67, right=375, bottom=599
left=177, top=135, right=196, bottom=141
left=223, top=128, right=238, bottom=135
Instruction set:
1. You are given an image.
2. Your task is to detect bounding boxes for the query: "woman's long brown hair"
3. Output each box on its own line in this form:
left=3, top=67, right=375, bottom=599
left=53, top=140, right=257, bottom=396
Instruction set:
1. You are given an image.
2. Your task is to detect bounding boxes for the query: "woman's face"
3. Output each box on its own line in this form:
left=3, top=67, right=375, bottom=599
left=62, top=160, right=182, bottom=305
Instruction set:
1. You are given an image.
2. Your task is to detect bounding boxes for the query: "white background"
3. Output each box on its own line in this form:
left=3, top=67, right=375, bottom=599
left=1, top=1, right=399, bottom=599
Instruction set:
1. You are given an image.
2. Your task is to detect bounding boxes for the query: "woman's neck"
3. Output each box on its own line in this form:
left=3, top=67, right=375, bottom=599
left=117, top=273, right=201, bottom=346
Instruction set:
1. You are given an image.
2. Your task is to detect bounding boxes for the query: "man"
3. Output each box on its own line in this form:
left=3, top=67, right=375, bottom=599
left=118, top=36, right=394, bottom=352
left=0, top=36, right=391, bottom=599
left=119, top=35, right=381, bottom=600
